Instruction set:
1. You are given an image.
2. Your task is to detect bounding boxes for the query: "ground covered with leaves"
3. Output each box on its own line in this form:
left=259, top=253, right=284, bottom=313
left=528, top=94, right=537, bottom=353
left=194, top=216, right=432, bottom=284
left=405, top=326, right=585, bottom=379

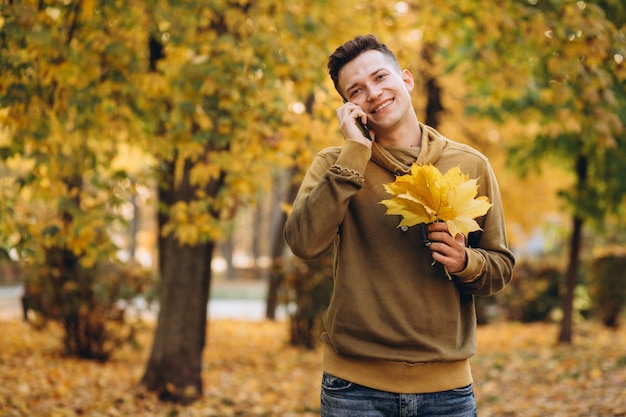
left=1, top=318, right=625, bottom=417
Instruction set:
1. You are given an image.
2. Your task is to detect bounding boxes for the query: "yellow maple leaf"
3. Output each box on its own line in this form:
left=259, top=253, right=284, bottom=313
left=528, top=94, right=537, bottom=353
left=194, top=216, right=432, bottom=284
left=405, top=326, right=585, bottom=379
left=380, top=164, right=492, bottom=237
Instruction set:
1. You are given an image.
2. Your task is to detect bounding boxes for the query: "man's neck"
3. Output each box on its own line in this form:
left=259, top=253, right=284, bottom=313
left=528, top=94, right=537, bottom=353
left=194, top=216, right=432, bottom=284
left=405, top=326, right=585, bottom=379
left=375, top=116, right=422, bottom=148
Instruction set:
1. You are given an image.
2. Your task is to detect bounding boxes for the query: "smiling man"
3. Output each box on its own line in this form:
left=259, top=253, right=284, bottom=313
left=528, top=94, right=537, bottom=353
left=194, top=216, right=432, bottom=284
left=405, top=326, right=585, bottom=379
left=284, top=34, right=515, bottom=417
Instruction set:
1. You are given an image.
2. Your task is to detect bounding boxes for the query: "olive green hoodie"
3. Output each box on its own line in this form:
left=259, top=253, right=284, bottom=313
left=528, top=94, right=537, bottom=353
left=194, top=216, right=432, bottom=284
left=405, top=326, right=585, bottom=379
left=284, top=123, right=514, bottom=393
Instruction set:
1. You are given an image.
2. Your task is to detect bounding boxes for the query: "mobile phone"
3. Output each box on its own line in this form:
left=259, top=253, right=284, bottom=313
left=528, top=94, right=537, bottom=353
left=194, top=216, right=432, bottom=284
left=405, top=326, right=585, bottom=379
left=343, top=99, right=372, bottom=141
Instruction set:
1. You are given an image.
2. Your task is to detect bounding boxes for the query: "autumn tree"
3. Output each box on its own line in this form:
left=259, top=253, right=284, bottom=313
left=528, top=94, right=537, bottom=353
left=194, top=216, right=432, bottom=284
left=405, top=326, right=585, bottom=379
left=135, top=0, right=349, bottom=402
left=443, top=1, right=626, bottom=342
left=0, top=1, right=151, bottom=358
left=0, top=0, right=371, bottom=400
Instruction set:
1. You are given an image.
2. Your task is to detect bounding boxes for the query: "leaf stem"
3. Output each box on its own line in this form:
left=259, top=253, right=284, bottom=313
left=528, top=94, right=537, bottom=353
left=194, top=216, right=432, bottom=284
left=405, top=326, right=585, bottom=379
left=431, top=259, right=452, bottom=280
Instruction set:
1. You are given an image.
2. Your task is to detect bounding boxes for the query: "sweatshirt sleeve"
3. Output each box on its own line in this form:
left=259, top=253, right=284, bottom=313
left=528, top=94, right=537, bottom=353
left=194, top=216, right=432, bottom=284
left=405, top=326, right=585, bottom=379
left=452, top=161, right=515, bottom=296
left=284, top=140, right=371, bottom=260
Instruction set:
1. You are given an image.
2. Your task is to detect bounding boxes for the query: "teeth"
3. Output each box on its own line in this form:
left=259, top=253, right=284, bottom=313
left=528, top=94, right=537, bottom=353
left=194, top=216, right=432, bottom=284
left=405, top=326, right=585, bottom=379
left=374, top=100, right=392, bottom=112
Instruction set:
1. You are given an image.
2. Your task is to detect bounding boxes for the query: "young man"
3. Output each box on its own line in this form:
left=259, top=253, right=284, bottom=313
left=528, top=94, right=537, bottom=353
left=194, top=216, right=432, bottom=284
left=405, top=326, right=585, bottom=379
left=284, top=34, right=515, bottom=417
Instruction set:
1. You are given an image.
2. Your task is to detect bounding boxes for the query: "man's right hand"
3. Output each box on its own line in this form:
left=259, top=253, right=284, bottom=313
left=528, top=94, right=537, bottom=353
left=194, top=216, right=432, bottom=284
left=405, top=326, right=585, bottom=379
left=337, top=102, right=374, bottom=146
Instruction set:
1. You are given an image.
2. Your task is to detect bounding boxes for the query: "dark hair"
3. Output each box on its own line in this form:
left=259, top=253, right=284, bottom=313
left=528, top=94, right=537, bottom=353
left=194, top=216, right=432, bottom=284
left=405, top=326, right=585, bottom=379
left=327, top=34, right=401, bottom=95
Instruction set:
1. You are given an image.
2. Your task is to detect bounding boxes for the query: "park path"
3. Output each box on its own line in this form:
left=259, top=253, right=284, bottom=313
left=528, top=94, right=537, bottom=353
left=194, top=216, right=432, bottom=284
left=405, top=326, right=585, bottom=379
left=0, top=279, right=286, bottom=321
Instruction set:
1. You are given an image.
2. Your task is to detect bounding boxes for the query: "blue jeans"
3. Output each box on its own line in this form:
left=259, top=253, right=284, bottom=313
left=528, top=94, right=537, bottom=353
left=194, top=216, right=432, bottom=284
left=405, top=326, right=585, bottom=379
left=321, top=373, right=477, bottom=417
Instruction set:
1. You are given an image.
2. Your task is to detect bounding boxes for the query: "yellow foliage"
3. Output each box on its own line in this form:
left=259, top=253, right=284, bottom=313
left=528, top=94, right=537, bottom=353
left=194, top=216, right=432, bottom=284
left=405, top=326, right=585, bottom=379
left=161, top=200, right=226, bottom=245
left=189, top=162, right=221, bottom=187
left=381, top=164, right=492, bottom=237
left=174, top=224, right=199, bottom=246
left=67, top=226, right=96, bottom=256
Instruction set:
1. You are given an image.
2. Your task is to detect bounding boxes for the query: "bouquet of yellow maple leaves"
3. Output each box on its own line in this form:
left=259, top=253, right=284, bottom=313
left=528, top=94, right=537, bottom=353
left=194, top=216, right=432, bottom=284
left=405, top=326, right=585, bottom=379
left=380, top=163, right=492, bottom=245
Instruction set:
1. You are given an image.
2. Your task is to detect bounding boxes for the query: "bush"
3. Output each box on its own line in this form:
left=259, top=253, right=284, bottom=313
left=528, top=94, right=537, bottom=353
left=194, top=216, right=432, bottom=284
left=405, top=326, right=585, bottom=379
left=494, top=257, right=563, bottom=323
left=588, top=246, right=626, bottom=328
left=276, top=250, right=333, bottom=350
left=22, top=248, right=154, bottom=361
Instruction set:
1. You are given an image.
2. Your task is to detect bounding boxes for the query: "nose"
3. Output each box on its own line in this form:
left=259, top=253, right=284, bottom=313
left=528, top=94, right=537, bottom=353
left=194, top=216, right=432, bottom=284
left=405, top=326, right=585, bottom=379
left=366, top=85, right=383, bottom=102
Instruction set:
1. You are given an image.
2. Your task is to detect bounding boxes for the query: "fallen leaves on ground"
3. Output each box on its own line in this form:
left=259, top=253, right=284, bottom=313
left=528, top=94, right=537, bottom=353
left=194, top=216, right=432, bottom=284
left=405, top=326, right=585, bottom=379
left=0, top=318, right=625, bottom=416
left=473, top=321, right=626, bottom=417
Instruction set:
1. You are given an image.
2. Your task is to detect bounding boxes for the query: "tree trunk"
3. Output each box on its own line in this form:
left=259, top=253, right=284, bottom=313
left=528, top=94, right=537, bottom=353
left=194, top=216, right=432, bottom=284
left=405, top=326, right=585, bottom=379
left=221, top=237, right=236, bottom=280
left=141, top=157, right=217, bottom=403
left=421, top=42, right=444, bottom=130
left=265, top=168, right=300, bottom=319
left=129, top=178, right=139, bottom=260
left=266, top=92, right=316, bottom=319
left=558, top=215, right=583, bottom=344
left=141, top=236, right=213, bottom=403
left=558, top=154, right=587, bottom=344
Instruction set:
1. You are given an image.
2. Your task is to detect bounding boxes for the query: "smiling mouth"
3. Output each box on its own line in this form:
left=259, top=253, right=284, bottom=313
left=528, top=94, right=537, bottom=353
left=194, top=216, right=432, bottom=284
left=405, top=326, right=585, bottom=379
left=373, top=99, right=393, bottom=113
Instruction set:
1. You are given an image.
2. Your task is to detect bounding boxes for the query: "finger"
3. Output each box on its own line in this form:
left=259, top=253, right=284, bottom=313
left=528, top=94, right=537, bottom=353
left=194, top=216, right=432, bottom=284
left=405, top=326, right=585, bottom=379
left=428, top=230, right=455, bottom=245
left=428, top=221, right=449, bottom=233
left=429, top=243, right=465, bottom=273
left=453, top=233, right=467, bottom=247
left=429, top=241, right=458, bottom=257
left=349, top=108, right=366, bottom=121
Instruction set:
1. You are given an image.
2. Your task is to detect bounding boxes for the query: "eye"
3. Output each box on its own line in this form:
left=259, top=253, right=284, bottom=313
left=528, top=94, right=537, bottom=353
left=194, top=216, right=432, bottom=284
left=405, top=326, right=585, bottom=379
left=376, top=72, right=389, bottom=80
left=350, top=88, right=362, bottom=97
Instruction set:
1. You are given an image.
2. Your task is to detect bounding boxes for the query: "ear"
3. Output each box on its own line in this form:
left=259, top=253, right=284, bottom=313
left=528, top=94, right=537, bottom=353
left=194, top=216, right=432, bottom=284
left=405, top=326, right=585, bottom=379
left=402, top=69, right=414, bottom=93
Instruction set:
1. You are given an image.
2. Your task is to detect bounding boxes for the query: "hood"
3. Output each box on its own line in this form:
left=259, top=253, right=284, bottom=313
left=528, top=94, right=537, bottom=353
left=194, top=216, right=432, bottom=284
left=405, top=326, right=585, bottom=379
left=371, top=123, right=446, bottom=175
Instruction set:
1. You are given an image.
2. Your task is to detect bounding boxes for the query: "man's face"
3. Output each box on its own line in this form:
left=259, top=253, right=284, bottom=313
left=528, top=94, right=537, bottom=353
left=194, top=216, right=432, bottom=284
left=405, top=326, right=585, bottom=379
left=337, top=50, right=414, bottom=132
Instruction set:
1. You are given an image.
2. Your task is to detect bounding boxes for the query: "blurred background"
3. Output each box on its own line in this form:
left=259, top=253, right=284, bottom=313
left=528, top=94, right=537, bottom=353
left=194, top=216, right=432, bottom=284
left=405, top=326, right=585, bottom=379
left=0, top=0, right=625, bottom=409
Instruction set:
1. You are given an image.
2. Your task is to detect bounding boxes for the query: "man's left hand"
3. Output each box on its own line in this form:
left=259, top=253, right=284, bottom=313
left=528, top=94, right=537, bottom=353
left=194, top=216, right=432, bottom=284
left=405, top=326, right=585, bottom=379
left=427, top=222, right=467, bottom=274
